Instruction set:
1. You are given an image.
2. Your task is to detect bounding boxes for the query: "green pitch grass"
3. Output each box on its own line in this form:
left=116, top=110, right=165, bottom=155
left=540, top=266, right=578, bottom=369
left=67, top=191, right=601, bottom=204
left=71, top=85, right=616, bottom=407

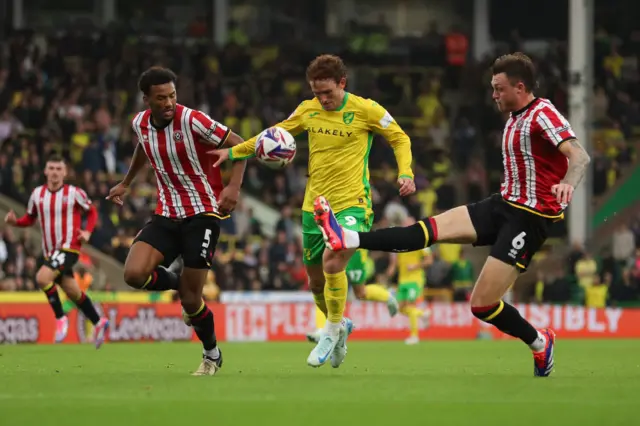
left=0, top=340, right=638, bottom=426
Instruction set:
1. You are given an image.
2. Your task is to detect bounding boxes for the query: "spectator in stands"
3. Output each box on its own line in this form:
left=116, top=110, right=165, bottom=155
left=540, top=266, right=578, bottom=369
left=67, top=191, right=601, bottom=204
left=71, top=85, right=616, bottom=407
left=275, top=205, right=295, bottom=242
left=450, top=249, right=474, bottom=301
left=575, top=251, right=598, bottom=291
left=425, top=249, right=450, bottom=288
left=0, top=23, right=638, bottom=304
left=585, top=273, right=610, bottom=308
left=538, top=266, right=571, bottom=304
left=612, top=224, right=636, bottom=267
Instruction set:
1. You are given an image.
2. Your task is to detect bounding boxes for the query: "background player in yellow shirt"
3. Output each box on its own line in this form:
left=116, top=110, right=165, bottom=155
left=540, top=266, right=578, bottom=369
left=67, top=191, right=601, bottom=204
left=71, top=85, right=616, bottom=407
left=212, top=54, right=415, bottom=368
left=387, top=217, right=433, bottom=344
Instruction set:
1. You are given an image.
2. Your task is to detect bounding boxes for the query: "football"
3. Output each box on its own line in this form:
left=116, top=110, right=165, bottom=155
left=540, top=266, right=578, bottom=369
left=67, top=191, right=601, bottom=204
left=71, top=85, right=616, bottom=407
left=255, top=126, right=296, bottom=169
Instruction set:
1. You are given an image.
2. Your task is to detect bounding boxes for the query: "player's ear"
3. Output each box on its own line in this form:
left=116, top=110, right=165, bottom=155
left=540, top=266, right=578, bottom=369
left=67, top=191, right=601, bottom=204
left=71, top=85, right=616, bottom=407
left=338, top=77, right=347, bottom=89
left=142, top=94, right=149, bottom=106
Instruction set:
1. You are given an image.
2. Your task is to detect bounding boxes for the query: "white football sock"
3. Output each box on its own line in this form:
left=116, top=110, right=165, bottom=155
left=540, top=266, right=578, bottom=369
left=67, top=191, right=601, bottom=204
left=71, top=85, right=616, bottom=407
left=343, top=229, right=360, bottom=249
left=529, top=331, right=546, bottom=352
left=324, top=320, right=342, bottom=337
left=204, top=347, right=220, bottom=359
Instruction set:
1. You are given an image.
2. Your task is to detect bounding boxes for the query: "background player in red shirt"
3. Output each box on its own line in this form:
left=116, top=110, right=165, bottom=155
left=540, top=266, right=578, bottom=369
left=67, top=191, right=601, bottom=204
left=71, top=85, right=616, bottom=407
left=4, top=155, right=109, bottom=347
left=106, top=67, right=246, bottom=376
left=315, top=53, right=591, bottom=377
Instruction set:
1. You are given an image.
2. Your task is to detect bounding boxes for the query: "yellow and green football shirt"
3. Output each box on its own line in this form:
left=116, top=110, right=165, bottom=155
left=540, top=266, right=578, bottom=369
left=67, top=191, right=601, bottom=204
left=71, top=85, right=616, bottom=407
left=229, top=92, right=414, bottom=214
left=397, top=248, right=431, bottom=286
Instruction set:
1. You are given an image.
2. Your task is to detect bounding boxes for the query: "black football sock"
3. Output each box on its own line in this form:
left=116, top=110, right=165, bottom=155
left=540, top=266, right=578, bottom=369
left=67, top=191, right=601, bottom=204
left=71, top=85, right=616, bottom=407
left=186, top=302, right=219, bottom=354
left=357, top=217, right=437, bottom=252
left=43, top=283, right=65, bottom=319
left=74, top=292, right=101, bottom=325
left=472, top=300, right=538, bottom=345
left=141, top=266, right=179, bottom=291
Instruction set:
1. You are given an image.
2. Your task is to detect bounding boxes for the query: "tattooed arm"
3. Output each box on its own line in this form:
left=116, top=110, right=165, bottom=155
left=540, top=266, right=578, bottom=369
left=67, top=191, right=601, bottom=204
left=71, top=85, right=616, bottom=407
left=552, top=139, right=591, bottom=204
left=559, top=139, right=591, bottom=187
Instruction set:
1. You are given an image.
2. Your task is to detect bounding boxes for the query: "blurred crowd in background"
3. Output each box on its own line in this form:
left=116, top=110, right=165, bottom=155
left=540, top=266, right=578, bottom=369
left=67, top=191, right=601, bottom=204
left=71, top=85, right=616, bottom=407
left=0, top=8, right=639, bottom=307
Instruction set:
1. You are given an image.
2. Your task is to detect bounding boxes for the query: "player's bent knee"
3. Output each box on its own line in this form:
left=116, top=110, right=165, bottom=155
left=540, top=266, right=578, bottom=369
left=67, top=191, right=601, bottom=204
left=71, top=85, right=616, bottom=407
left=35, top=267, right=55, bottom=288
left=323, top=249, right=354, bottom=273
left=123, top=267, right=152, bottom=289
left=469, top=284, right=500, bottom=308
left=469, top=257, right=518, bottom=308
left=66, top=289, right=82, bottom=301
left=470, top=299, right=505, bottom=323
left=180, top=294, right=202, bottom=312
left=177, top=267, right=207, bottom=309
left=179, top=287, right=203, bottom=312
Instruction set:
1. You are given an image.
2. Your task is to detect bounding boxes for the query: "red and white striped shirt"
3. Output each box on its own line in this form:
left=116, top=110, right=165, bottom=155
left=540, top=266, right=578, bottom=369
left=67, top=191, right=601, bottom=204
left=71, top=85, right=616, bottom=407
left=501, top=98, right=576, bottom=216
left=132, top=104, right=230, bottom=219
left=21, top=185, right=95, bottom=257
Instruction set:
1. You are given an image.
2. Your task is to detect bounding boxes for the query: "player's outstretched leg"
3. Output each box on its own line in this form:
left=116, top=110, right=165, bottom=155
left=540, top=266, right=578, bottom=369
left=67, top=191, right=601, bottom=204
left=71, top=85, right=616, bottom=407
left=471, top=257, right=555, bottom=377
left=314, top=196, right=476, bottom=254
left=35, top=266, right=68, bottom=343
left=60, top=276, right=109, bottom=349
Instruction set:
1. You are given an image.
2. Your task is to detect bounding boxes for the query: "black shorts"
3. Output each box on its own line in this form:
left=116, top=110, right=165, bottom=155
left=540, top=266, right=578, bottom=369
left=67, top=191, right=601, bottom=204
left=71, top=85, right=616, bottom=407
left=466, top=194, right=557, bottom=272
left=133, top=214, right=221, bottom=269
left=40, top=249, right=80, bottom=281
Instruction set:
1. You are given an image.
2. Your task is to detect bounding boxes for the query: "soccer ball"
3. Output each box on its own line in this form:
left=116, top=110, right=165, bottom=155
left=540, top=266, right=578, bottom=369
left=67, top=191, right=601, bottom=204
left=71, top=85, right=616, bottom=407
left=255, top=126, right=296, bottom=169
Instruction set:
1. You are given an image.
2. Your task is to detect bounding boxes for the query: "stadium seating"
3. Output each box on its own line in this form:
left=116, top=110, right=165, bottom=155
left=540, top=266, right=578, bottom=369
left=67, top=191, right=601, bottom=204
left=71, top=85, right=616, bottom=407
left=0, top=25, right=638, bottom=307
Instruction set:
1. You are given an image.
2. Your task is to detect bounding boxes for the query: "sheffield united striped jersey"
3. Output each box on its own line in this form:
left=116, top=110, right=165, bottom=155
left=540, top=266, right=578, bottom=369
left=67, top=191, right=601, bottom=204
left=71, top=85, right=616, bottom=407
left=131, top=104, right=230, bottom=219
left=24, top=185, right=94, bottom=257
left=501, top=98, right=576, bottom=216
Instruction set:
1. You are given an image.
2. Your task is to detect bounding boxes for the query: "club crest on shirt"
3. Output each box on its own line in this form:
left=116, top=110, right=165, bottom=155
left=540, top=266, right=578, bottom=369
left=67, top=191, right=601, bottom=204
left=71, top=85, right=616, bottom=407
left=516, top=120, right=524, bottom=130
left=343, top=112, right=354, bottom=125
left=173, top=131, right=183, bottom=142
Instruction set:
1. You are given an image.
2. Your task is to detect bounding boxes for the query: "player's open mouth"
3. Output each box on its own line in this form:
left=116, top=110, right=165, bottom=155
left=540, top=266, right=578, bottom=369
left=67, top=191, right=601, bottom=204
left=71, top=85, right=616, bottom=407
left=163, top=109, right=174, bottom=118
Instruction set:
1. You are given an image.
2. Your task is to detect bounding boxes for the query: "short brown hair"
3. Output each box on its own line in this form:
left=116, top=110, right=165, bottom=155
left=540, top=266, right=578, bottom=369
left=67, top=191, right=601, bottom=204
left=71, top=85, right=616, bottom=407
left=46, top=153, right=65, bottom=164
left=306, top=54, right=347, bottom=84
left=491, top=52, right=537, bottom=92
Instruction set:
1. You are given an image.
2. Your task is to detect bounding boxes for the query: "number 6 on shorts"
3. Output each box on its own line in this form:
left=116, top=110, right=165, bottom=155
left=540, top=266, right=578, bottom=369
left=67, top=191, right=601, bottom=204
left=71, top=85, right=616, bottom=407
left=511, top=231, right=526, bottom=250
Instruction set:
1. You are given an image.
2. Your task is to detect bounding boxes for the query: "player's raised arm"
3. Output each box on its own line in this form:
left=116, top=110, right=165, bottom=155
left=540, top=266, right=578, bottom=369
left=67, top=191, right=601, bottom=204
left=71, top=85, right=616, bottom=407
left=366, top=100, right=415, bottom=196
left=211, top=102, right=307, bottom=166
left=5, top=189, right=38, bottom=227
